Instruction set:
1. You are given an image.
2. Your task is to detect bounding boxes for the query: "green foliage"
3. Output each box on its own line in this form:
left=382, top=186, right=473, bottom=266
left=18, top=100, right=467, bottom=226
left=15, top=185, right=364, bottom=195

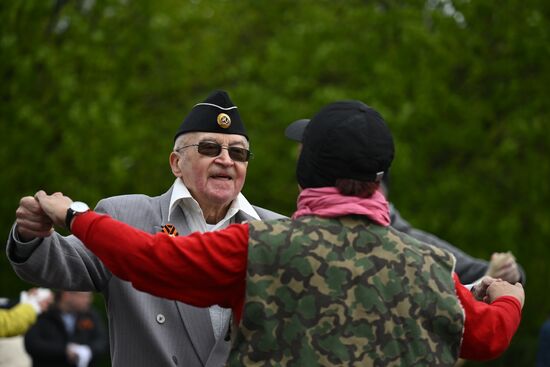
left=1, top=0, right=549, bottom=365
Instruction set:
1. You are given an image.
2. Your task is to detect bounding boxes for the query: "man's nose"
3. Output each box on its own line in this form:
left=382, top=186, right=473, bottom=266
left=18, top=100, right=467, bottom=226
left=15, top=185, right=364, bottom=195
left=214, top=148, right=234, bottom=165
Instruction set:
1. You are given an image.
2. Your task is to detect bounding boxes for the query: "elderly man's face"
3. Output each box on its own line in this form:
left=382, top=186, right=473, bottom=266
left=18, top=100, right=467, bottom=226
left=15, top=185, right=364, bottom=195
left=171, top=132, right=248, bottom=210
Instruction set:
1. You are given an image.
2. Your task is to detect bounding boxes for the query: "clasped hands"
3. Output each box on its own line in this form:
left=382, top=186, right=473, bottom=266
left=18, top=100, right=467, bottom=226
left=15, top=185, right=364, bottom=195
left=471, top=276, right=525, bottom=309
left=16, top=190, right=74, bottom=241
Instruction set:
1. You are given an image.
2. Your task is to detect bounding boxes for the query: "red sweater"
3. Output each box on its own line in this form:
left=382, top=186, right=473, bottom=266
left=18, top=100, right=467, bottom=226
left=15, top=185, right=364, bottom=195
left=73, top=212, right=522, bottom=361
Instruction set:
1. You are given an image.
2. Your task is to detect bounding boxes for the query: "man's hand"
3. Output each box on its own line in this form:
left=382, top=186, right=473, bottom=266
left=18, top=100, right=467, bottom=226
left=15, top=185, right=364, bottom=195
left=15, top=196, right=54, bottom=242
left=491, top=254, right=521, bottom=284
left=66, top=343, right=92, bottom=366
left=471, top=276, right=499, bottom=302
left=486, top=280, right=525, bottom=309
left=486, top=251, right=521, bottom=283
left=66, top=343, right=79, bottom=364
left=34, top=190, right=73, bottom=229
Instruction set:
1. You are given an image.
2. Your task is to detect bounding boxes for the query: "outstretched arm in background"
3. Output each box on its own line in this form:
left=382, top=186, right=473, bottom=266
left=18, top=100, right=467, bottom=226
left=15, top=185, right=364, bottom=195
left=0, top=288, right=53, bottom=337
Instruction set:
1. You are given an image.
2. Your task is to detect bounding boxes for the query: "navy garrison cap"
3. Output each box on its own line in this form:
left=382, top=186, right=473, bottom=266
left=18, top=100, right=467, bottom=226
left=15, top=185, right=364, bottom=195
left=174, top=90, right=248, bottom=141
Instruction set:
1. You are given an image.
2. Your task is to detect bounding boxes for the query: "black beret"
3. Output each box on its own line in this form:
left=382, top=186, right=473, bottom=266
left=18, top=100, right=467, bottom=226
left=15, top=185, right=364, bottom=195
left=295, top=100, right=394, bottom=188
left=174, top=90, right=248, bottom=141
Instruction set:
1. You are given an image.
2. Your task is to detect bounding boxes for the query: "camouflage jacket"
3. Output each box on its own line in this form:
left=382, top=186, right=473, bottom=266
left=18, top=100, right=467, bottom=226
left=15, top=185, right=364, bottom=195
left=228, top=215, right=464, bottom=366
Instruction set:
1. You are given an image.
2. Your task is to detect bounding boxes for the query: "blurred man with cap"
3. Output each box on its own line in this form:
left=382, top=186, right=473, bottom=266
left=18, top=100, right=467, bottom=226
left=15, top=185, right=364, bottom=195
left=34, top=100, right=524, bottom=366
left=6, top=90, right=283, bottom=367
left=285, top=118, right=525, bottom=286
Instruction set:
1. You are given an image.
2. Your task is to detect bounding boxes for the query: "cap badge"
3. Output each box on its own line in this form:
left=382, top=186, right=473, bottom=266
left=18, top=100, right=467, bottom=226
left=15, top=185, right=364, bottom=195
left=217, top=113, right=231, bottom=129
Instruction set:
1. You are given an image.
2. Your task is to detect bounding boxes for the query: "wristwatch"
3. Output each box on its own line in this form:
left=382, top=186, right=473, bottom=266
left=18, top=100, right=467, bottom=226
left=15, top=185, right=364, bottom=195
left=65, top=201, right=90, bottom=230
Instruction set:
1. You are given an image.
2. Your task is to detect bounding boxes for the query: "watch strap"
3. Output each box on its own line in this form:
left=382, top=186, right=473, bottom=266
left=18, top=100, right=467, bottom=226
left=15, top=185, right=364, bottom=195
left=64, top=202, right=90, bottom=230
left=65, top=208, right=76, bottom=230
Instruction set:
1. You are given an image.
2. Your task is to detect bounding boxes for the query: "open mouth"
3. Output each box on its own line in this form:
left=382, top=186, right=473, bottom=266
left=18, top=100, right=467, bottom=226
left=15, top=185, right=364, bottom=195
left=210, top=174, right=232, bottom=181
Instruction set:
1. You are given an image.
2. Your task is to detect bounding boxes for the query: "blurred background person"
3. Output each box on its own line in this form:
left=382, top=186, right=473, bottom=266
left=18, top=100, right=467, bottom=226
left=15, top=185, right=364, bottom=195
left=24, top=291, right=107, bottom=367
left=0, top=288, right=52, bottom=338
left=0, top=288, right=52, bottom=367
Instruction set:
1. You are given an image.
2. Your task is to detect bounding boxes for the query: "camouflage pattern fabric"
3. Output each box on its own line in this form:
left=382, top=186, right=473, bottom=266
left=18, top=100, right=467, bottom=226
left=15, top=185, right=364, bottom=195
left=227, top=216, right=464, bottom=366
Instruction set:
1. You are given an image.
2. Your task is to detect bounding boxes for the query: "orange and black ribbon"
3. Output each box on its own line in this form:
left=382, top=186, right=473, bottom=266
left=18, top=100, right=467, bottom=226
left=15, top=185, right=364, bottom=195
left=161, top=224, right=179, bottom=237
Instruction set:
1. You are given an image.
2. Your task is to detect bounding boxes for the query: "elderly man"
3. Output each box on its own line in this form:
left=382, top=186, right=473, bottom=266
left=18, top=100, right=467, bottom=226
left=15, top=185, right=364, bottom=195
left=6, top=90, right=283, bottom=367
left=33, top=100, right=523, bottom=366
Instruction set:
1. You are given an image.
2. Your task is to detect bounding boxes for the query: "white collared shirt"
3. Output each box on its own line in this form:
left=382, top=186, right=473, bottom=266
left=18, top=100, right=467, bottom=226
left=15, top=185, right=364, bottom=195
left=168, top=178, right=260, bottom=229
left=167, top=178, right=260, bottom=339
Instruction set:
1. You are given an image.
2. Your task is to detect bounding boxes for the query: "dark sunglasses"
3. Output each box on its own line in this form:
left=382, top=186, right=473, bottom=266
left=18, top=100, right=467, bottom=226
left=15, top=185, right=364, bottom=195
left=176, top=141, right=252, bottom=162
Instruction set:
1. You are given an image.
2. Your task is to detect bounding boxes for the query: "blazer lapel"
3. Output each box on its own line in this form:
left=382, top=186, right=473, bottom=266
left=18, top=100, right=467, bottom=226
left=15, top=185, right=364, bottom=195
left=157, top=203, right=216, bottom=365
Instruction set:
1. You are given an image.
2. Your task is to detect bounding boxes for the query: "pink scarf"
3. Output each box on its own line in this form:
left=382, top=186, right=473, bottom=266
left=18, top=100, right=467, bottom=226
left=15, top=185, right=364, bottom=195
left=292, top=187, right=390, bottom=226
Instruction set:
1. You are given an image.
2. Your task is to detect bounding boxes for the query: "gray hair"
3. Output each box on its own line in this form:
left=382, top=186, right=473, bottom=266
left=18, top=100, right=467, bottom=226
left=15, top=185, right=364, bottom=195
left=173, top=133, right=197, bottom=160
left=174, top=134, right=191, bottom=150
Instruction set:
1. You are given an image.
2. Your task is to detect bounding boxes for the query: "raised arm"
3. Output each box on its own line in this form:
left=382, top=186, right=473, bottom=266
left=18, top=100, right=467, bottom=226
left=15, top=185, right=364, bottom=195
left=34, top=189, right=249, bottom=312
left=6, top=195, right=112, bottom=291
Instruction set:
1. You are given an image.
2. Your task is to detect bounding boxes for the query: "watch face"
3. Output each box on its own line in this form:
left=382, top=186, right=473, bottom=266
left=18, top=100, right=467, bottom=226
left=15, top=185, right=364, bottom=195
left=71, top=201, right=89, bottom=213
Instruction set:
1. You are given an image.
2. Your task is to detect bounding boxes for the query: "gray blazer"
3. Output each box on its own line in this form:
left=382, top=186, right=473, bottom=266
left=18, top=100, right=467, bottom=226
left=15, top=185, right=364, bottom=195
left=6, top=187, right=285, bottom=367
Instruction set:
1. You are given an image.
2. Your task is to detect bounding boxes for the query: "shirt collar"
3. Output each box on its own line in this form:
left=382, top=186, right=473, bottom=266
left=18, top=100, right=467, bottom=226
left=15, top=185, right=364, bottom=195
left=168, top=178, right=260, bottom=222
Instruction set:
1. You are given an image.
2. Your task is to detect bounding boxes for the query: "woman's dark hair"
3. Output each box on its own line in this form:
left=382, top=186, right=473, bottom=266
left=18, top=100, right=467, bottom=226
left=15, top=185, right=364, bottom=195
left=335, top=178, right=380, bottom=198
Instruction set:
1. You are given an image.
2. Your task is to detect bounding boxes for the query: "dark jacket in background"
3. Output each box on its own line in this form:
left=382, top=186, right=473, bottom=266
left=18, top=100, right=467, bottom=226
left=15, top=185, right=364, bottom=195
left=24, top=307, right=108, bottom=367
left=389, top=204, right=526, bottom=284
